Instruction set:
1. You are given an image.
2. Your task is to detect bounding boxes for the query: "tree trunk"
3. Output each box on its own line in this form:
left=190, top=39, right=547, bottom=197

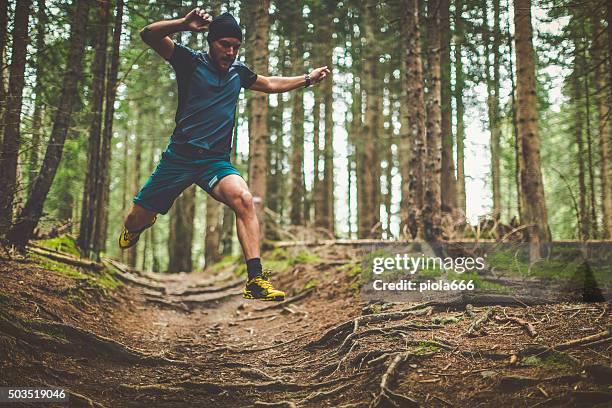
left=168, top=186, right=195, bottom=272
left=289, top=29, right=305, bottom=225
left=313, top=85, right=324, bottom=228
left=28, top=0, right=47, bottom=198
left=126, top=116, right=142, bottom=268
left=6, top=0, right=90, bottom=248
left=360, top=0, right=381, bottom=238
left=247, top=0, right=270, bottom=236
left=572, top=64, right=588, bottom=240
left=204, top=196, right=221, bottom=268
left=592, top=15, right=612, bottom=238
left=78, top=0, right=110, bottom=256
left=320, top=11, right=335, bottom=234
left=513, top=0, right=551, bottom=252
left=402, top=0, right=427, bottom=239
left=0, top=0, right=32, bottom=235
left=454, top=0, right=466, bottom=215
left=94, top=0, right=124, bottom=255
left=506, top=5, right=523, bottom=221
left=423, top=0, right=443, bottom=241
left=579, top=28, right=597, bottom=238
left=0, top=0, right=10, bottom=145
left=486, top=0, right=502, bottom=219
left=439, top=0, right=457, bottom=213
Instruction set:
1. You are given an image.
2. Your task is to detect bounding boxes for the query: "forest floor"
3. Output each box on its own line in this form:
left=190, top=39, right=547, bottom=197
left=1, top=241, right=611, bottom=408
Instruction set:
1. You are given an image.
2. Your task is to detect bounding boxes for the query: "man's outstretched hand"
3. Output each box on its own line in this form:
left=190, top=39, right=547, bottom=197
left=183, top=8, right=212, bottom=32
left=310, top=66, right=331, bottom=85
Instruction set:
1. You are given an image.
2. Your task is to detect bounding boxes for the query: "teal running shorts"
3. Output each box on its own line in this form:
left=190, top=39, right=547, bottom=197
left=133, top=143, right=241, bottom=214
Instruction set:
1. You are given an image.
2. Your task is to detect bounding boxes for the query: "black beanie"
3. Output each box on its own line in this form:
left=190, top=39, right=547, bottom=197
left=207, top=12, right=243, bottom=44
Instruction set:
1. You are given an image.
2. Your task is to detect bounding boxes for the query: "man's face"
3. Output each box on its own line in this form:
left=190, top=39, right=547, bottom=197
left=209, top=37, right=241, bottom=71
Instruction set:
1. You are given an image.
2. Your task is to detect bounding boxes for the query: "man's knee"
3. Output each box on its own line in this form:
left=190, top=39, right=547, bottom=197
left=230, top=189, right=254, bottom=216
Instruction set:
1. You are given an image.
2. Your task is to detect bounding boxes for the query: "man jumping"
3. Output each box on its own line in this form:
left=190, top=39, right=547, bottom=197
left=119, top=8, right=330, bottom=301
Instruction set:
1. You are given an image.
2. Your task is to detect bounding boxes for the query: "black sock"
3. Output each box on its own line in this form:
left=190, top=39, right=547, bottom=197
left=246, top=258, right=262, bottom=280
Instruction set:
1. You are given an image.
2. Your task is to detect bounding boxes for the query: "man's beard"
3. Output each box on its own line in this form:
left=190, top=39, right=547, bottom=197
left=210, top=48, right=235, bottom=69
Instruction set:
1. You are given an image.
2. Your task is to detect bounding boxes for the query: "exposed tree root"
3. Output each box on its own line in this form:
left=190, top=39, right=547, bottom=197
left=418, top=293, right=552, bottom=311
left=300, top=382, right=352, bottom=404
left=369, top=352, right=420, bottom=408
left=176, top=375, right=358, bottom=394
left=118, top=383, right=184, bottom=394
left=307, top=307, right=433, bottom=349
left=144, top=294, right=190, bottom=313
left=28, top=245, right=104, bottom=271
left=465, top=307, right=494, bottom=336
left=64, top=387, right=108, bottom=408
left=337, top=323, right=442, bottom=356
left=241, top=335, right=303, bottom=353
left=103, top=258, right=167, bottom=293
left=0, top=312, right=181, bottom=365
left=253, top=401, right=297, bottom=408
left=555, top=327, right=611, bottom=350
left=238, top=367, right=285, bottom=382
left=493, top=314, right=537, bottom=337
left=169, top=278, right=244, bottom=296
left=254, top=289, right=314, bottom=311
left=179, top=290, right=240, bottom=307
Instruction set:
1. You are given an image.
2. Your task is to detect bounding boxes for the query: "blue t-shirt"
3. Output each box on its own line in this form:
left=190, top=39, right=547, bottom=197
left=166, top=43, right=257, bottom=154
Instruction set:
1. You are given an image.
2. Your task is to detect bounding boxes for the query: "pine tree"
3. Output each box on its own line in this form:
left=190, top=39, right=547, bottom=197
left=514, top=0, right=551, bottom=253
left=7, top=0, right=91, bottom=248
left=0, top=0, right=32, bottom=235
left=423, top=0, right=443, bottom=241
left=247, top=0, right=270, bottom=234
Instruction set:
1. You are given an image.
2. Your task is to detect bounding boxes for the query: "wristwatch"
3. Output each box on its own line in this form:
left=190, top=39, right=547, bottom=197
left=304, top=73, right=311, bottom=87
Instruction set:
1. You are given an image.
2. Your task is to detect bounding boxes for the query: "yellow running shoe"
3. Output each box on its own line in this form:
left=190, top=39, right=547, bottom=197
left=118, top=216, right=157, bottom=250
left=243, top=270, right=285, bottom=301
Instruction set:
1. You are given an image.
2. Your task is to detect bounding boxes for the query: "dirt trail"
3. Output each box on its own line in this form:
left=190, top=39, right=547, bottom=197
left=1, top=245, right=611, bottom=407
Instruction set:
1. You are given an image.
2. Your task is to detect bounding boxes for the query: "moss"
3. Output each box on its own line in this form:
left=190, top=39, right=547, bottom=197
left=233, top=263, right=247, bottom=278
left=485, top=246, right=612, bottom=286
left=208, top=254, right=242, bottom=274
left=29, top=253, right=88, bottom=280
left=92, top=270, right=121, bottom=290
left=415, top=341, right=442, bottom=354
left=432, top=316, right=462, bottom=325
left=36, top=235, right=81, bottom=258
left=266, top=248, right=289, bottom=261
left=342, top=262, right=361, bottom=278
left=289, top=250, right=321, bottom=265
left=523, top=351, right=576, bottom=369
left=303, top=278, right=319, bottom=290
left=28, top=252, right=121, bottom=292
left=419, top=263, right=444, bottom=278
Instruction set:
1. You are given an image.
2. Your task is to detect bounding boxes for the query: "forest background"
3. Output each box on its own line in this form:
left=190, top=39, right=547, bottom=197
left=0, top=0, right=609, bottom=272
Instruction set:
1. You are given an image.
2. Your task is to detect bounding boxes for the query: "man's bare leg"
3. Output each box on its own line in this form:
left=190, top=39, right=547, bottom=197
left=211, top=174, right=284, bottom=300
left=124, top=204, right=157, bottom=232
left=212, top=174, right=260, bottom=260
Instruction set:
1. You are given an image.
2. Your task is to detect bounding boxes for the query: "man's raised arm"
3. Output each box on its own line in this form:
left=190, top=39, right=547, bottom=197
left=140, top=8, right=212, bottom=60
left=249, top=66, right=331, bottom=94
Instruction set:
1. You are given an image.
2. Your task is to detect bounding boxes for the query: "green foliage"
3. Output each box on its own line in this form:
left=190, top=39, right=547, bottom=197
left=415, top=341, right=442, bottom=355
left=36, top=235, right=81, bottom=257
left=27, top=253, right=121, bottom=291
left=303, top=278, right=319, bottom=290
left=342, top=262, right=361, bottom=278
left=432, top=316, right=462, bottom=325
left=523, top=351, right=576, bottom=369
left=289, top=250, right=321, bottom=265
left=485, top=246, right=612, bottom=285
